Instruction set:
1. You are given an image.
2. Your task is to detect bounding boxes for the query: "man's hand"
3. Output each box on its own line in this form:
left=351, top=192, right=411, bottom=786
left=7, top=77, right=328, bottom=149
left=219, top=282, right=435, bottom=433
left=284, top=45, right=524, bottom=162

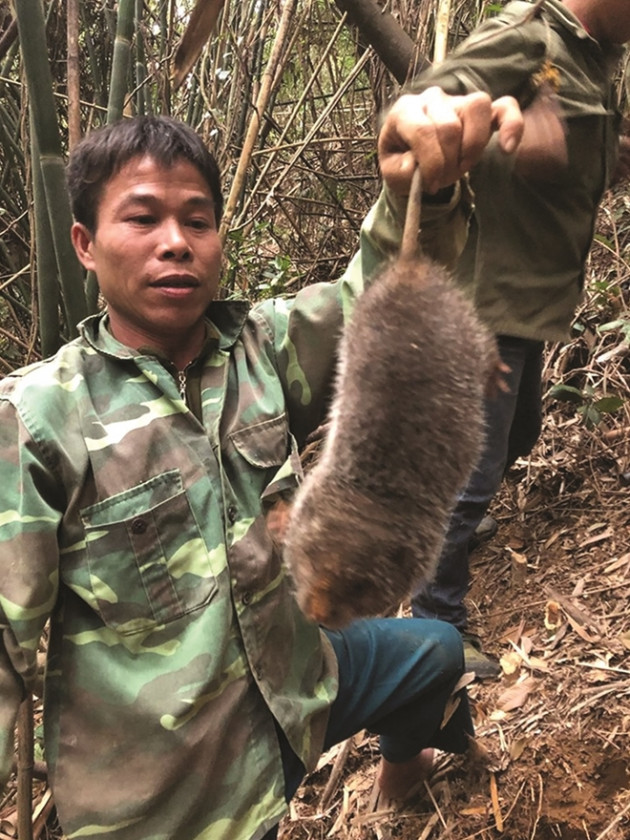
left=378, top=87, right=524, bottom=195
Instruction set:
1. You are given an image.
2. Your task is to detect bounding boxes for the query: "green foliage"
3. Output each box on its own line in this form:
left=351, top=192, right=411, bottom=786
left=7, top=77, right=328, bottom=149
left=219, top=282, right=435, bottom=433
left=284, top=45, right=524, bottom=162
left=548, top=382, right=625, bottom=430
left=224, top=222, right=299, bottom=300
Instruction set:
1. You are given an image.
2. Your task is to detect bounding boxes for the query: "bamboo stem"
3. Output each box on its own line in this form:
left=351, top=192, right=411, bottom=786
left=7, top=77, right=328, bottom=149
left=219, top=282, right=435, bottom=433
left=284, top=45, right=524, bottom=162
left=218, top=0, right=297, bottom=243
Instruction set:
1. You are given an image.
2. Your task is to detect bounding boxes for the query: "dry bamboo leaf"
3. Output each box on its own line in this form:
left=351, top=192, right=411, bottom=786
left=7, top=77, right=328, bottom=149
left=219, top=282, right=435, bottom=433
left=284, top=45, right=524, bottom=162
left=566, top=614, right=601, bottom=643
left=543, top=527, right=567, bottom=549
left=494, top=676, right=537, bottom=713
left=579, top=526, right=613, bottom=548
left=604, top=552, right=630, bottom=574
left=620, top=630, right=630, bottom=650
left=520, top=635, right=534, bottom=655
left=452, top=672, right=476, bottom=693
left=172, top=0, right=226, bottom=90
left=571, top=577, right=587, bottom=597
left=508, top=737, right=528, bottom=761
left=525, top=655, right=551, bottom=673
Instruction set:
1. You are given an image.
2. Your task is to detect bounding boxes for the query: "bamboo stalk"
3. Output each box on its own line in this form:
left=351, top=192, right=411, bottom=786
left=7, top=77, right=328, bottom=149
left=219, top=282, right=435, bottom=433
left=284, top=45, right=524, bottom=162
left=434, top=0, right=452, bottom=65
left=218, top=0, right=297, bottom=243
left=14, top=0, right=87, bottom=338
left=31, top=114, right=61, bottom=357
left=107, top=0, right=135, bottom=123
left=67, top=0, right=81, bottom=149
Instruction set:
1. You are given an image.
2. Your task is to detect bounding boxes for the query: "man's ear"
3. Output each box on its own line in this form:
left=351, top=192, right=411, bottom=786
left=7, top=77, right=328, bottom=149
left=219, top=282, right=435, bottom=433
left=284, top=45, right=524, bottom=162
left=71, top=222, right=96, bottom=271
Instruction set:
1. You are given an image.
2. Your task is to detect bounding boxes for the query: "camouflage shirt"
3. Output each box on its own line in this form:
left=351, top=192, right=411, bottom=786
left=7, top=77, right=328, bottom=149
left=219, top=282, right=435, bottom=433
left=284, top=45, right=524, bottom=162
left=0, top=186, right=467, bottom=840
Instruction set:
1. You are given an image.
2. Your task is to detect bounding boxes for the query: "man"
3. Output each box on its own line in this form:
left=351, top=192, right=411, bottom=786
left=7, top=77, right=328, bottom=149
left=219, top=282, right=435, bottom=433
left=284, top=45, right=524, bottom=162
left=403, top=0, right=630, bottom=678
left=0, top=94, right=522, bottom=839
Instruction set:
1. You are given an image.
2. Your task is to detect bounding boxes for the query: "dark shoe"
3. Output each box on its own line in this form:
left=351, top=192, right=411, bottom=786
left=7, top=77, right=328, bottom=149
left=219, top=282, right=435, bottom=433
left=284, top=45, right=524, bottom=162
left=469, top=515, right=498, bottom=551
left=461, top=634, right=501, bottom=680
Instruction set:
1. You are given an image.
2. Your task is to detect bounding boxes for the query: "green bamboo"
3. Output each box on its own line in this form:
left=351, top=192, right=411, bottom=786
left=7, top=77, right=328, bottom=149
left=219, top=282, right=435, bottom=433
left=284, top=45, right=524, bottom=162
left=134, top=0, right=151, bottom=116
left=107, top=0, right=136, bottom=123
left=31, top=115, right=62, bottom=357
left=14, top=0, right=87, bottom=339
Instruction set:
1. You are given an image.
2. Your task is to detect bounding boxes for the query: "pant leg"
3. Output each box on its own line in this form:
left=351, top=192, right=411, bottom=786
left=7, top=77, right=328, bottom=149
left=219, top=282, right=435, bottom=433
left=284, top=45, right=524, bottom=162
left=323, top=617, right=473, bottom=761
left=276, top=617, right=473, bottom=802
left=411, top=336, right=540, bottom=629
left=506, top=341, right=544, bottom=470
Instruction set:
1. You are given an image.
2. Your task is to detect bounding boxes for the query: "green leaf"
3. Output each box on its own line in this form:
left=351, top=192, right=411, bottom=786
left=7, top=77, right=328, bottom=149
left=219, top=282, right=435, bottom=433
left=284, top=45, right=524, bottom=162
left=593, top=396, right=625, bottom=414
left=578, top=404, right=601, bottom=429
left=548, top=384, right=584, bottom=404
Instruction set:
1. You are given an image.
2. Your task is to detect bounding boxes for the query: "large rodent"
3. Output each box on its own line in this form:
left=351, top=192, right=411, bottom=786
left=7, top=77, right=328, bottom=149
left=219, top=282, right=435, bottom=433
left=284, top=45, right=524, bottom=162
left=282, top=170, right=496, bottom=629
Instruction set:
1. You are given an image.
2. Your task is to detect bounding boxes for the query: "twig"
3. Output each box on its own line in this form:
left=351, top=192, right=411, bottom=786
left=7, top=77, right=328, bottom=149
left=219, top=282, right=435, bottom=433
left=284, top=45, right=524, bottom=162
left=423, top=780, right=448, bottom=830
left=318, top=737, right=353, bottom=813
left=528, top=774, right=544, bottom=840
left=489, top=771, right=503, bottom=832
left=417, top=812, right=441, bottom=840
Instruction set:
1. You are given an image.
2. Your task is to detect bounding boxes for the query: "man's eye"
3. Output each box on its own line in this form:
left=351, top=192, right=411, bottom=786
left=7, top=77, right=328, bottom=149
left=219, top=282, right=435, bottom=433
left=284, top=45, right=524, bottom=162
left=187, top=218, right=212, bottom=230
left=128, top=215, right=155, bottom=225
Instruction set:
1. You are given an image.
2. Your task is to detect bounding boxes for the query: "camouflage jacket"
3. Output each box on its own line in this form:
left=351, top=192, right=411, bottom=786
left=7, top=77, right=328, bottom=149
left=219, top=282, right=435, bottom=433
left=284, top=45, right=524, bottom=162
left=0, top=186, right=468, bottom=840
left=407, top=0, right=623, bottom=342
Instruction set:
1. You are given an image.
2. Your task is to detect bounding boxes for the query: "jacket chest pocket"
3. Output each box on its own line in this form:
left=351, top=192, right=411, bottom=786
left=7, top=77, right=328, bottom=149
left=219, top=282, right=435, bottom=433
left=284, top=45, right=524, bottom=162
left=81, top=470, right=217, bottom=634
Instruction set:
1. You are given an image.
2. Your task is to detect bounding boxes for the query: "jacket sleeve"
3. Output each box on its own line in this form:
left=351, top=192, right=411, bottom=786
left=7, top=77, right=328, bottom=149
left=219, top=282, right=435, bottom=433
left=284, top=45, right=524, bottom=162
left=256, top=181, right=472, bottom=448
left=0, top=392, right=62, bottom=791
left=406, top=2, right=547, bottom=104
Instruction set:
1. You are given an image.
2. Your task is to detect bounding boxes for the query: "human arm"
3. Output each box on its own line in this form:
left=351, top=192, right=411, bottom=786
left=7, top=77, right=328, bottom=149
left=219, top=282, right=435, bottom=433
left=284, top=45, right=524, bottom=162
left=0, top=393, right=61, bottom=791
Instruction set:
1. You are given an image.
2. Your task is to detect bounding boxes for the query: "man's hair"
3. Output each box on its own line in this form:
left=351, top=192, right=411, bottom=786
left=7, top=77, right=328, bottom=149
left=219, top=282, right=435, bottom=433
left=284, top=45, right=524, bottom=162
left=66, top=115, right=223, bottom=232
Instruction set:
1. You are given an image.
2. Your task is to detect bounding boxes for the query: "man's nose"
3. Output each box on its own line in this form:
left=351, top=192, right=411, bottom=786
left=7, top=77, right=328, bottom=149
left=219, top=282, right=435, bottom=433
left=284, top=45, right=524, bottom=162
left=159, top=220, right=191, bottom=259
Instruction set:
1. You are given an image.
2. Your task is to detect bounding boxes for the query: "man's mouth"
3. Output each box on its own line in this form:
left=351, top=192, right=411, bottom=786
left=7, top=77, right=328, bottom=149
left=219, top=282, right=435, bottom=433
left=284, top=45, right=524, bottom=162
left=152, top=274, right=199, bottom=288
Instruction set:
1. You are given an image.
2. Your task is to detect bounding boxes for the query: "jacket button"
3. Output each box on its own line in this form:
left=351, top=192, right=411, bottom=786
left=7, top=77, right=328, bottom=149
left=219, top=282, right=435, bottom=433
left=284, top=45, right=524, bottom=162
left=227, top=505, right=238, bottom=524
left=130, top=518, right=147, bottom=534
left=242, top=591, right=252, bottom=606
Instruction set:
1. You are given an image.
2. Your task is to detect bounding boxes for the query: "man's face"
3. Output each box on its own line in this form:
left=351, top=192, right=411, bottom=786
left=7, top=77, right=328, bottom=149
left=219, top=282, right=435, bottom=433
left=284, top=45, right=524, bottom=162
left=71, top=155, right=223, bottom=361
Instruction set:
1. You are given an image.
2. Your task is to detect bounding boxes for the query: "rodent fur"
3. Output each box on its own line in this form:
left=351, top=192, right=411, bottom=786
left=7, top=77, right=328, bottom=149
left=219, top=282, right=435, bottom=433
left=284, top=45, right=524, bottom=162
left=283, top=252, right=495, bottom=629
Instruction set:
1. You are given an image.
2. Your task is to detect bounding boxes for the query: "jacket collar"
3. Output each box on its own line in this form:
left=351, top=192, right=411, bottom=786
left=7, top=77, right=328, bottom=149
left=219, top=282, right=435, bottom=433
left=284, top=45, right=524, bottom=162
left=79, top=297, right=252, bottom=359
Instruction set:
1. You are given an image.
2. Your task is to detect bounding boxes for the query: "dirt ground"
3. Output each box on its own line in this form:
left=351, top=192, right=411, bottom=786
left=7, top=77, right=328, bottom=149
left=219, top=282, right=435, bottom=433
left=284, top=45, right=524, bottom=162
left=278, top=406, right=630, bottom=840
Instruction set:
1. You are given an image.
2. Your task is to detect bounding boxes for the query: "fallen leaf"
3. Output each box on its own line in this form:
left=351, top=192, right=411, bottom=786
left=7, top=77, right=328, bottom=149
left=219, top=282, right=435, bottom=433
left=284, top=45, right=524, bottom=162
left=509, top=737, right=528, bottom=761
left=494, top=676, right=537, bottom=712
left=579, top=527, right=613, bottom=548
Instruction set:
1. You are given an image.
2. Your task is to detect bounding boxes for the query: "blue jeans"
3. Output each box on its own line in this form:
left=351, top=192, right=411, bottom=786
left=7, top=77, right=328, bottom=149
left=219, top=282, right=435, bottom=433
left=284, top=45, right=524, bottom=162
left=272, top=616, right=473, bottom=813
left=411, top=336, right=544, bottom=629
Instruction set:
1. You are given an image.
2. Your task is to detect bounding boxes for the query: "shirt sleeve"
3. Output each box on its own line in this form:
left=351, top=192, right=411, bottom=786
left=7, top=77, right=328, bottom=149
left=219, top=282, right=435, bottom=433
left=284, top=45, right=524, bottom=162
left=406, top=3, right=547, bottom=104
left=0, top=392, right=62, bottom=790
